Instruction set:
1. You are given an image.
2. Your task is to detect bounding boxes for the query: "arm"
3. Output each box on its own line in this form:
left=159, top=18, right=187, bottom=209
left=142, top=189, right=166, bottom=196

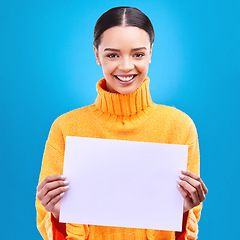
left=36, top=119, right=89, bottom=240
left=176, top=122, right=208, bottom=240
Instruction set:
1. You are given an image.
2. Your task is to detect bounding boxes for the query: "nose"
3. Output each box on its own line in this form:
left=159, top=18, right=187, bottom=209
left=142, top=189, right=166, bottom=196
left=118, top=56, right=134, bottom=72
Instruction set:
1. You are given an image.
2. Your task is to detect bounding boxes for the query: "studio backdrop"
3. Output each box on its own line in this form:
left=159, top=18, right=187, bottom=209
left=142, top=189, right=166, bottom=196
left=1, top=0, right=239, bottom=239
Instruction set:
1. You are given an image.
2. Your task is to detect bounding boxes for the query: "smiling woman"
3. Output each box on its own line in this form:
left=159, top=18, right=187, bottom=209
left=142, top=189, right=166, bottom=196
left=36, top=6, right=207, bottom=240
left=93, top=7, right=154, bottom=95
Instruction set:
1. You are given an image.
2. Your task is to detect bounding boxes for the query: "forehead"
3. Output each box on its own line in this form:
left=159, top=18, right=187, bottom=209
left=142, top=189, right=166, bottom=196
left=99, top=26, right=150, bottom=49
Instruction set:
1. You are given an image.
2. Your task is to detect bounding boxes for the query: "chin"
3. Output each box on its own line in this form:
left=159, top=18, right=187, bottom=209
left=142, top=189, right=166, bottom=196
left=115, top=83, right=143, bottom=94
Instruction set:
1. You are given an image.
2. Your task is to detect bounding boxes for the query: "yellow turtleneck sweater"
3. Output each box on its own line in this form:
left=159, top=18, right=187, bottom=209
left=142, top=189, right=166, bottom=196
left=36, top=77, right=202, bottom=240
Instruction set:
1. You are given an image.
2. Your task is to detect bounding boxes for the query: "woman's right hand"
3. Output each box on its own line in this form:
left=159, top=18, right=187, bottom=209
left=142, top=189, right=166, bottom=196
left=37, top=175, right=69, bottom=219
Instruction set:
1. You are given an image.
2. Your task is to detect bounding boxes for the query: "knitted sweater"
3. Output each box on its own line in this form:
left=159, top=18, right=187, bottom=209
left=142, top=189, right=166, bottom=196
left=36, top=77, right=202, bottom=240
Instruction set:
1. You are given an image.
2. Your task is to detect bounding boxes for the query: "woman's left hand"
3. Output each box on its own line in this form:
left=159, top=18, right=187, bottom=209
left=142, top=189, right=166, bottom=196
left=177, top=169, right=208, bottom=213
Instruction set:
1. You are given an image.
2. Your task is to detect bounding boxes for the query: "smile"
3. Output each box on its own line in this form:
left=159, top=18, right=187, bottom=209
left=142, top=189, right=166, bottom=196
left=115, top=75, right=137, bottom=82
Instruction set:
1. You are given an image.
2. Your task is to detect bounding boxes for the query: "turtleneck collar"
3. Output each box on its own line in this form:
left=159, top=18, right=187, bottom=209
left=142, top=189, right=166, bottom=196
left=94, top=77, right=154, bottom=117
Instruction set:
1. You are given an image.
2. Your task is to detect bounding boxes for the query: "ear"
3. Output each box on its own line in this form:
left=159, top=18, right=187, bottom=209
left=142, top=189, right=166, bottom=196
left=93, top=45, right=101, bottom=66
left=149, top=43, right=153, bottom=64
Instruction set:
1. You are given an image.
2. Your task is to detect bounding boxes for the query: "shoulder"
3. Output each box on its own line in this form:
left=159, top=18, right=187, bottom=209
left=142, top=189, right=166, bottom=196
left=155, top=104, right=195, bottom=127
left=153, top=104, right=198, bottom=143
left=51, top=104, right=95, bottom=130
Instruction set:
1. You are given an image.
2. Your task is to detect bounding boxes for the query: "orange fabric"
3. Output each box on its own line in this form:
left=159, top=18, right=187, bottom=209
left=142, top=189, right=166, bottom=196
left=36, top=77, right=202, bottom=240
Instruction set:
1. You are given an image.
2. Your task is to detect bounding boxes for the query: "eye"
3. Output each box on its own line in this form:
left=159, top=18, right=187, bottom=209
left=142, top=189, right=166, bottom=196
left=107, top=53, right=118, bottom=58
left=133, top=53, right=145, bottom=58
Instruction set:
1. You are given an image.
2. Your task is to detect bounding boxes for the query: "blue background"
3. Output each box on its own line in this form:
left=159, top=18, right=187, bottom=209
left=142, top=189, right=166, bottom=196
left=1, top=0, right=239, bottom=239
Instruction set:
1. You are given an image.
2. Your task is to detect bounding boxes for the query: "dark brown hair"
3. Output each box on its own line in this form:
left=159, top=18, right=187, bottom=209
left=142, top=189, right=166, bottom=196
left=93, top=7, right=155, bottom=49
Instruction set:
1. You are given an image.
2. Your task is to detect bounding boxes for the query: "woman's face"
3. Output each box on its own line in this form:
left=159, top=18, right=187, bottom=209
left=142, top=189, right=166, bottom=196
left=94, top=26, right=153, bottom=94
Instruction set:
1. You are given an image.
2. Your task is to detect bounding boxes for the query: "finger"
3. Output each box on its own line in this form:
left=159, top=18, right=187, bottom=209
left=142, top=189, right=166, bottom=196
left=179, top=174, right=205, bottom=202
left=37, top=175, right=66, bottom=192
left=178, top=180, right=200, bottom=206
left=181, top=169, right=200, bottom=181
left=41, top=185, right=69, bottom=207
left=181, top=170, right=208, bottom=194
left=201, top=181, right=208, bottom=195
left=177, top=184, right=193, bottom=208
left=45, top=192, right=65, bottom=213
left=177, top=184, right=191, bottom=201
left=37, top=179, right=68, bottom=201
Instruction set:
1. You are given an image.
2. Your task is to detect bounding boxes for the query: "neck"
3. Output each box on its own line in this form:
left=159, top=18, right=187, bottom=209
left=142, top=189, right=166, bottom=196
left=94, top=77, right=154, bottom=116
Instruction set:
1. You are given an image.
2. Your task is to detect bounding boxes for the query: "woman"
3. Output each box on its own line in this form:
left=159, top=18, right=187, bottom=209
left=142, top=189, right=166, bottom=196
left=36, top=6, right=208, bottom=240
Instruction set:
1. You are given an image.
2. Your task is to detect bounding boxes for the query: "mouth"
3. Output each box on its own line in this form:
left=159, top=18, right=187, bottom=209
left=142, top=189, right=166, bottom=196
left=114, top=74, right=137, bottom=83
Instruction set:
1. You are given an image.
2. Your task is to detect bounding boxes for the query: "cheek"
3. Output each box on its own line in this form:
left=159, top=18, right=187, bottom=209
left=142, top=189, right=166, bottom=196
left=102, top=61, right=117, bottom=75
left=136, top=61, right=149, bottom=73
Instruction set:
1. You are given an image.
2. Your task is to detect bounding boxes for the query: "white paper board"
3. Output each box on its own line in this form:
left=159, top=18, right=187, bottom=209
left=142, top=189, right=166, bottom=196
left=59, top=136, right=188, bottom=231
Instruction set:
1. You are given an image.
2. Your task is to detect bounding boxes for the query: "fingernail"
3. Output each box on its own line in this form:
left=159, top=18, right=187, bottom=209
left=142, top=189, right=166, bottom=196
left=63, top=181, right=69, bottom=185
left=177, top=184, right=180, bottom=188
left=179, top=174, right=184, bottom=179
left=61, top=175, right=66, bottom=180
left=64, top=186, right=69, bottom=190
left=181, top=169, right=187, bottom=173
left=177, top=180, right=182, bottom=184
left=60, top=192, right=65, bottom=197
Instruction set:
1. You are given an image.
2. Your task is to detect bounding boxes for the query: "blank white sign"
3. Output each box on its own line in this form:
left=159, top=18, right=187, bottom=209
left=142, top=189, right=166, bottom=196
left=59, top=136, right=188, bottom=231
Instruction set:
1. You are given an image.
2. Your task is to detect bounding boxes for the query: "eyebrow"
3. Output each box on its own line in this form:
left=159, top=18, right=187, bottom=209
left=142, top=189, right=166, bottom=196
left=104, top=47, right=147, bottom=52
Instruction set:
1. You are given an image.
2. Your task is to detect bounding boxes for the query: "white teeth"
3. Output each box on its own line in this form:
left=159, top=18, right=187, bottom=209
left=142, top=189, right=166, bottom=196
left=116, top=75, right=135, bottom=81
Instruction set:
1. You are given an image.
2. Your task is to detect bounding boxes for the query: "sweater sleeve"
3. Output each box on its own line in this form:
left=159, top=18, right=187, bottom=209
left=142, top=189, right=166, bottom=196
left=176, top=120, right=202, bottom=240
left=36, top=119, right=89, bottom=240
